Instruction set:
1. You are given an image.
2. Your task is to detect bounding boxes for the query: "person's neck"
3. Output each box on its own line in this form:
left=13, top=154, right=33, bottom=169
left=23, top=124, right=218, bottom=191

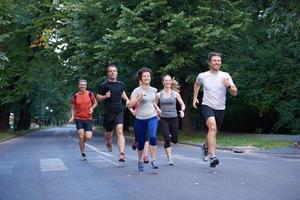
left=79, top=89, right=87, bottom=93
left=141, top=84, right=150, bottom=89
left=163, top=87, right=172, bottom=93
left=108, top=78, right=117, bottom=82
left=210, top=69, right=219, bottom=74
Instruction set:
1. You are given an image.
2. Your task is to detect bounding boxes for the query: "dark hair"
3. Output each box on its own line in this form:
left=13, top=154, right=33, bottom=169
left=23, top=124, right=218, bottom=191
left=107, top=64, right=117, bottom=71
left=208, top=52, right=222, bottom=62
left=137, top=67, right=152, bottom=81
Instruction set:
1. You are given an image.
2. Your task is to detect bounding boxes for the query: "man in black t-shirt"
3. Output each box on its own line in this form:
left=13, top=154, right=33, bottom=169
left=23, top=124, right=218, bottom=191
left=97, top=64, right=130, bottom=162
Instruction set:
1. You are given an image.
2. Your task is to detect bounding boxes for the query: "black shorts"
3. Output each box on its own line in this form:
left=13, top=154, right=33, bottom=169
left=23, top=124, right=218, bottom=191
left=103, top=111, right=124, bottom=132
left=201, top=105, right=225, bottom=131
left=76, top=119, right=93, bottom=131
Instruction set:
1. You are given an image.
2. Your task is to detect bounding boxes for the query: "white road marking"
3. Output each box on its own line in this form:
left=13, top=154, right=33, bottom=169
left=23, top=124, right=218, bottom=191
left=40, top=158, right=68, bottom=171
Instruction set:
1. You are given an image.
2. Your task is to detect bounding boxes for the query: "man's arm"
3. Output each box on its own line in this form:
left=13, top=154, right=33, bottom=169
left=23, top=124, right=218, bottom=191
left=96, top=91, right=110, bottom=102
left=227, top=85, right=238, bottom=96
left=69, top=104, right=75, bottom=123
left=193, top=81, right=200, bottom=109
left=89, top=96, right=98, bottom=114
left=121, top=91, right=130, bottom=106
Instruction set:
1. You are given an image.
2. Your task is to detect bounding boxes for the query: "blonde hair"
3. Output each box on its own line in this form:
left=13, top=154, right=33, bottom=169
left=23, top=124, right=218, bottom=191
left=163, top=74, right=180, bottom=93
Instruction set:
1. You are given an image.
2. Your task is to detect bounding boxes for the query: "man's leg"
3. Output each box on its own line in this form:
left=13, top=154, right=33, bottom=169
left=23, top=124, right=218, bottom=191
left=115, top=124, right=125, bottom=161
left=77, top=129, right=87, bottom=160
left=105, top=131, right=113, bottom=152
left=206, top=116, right=217, bottom=156
left=205, top=116, right=220, bottom=167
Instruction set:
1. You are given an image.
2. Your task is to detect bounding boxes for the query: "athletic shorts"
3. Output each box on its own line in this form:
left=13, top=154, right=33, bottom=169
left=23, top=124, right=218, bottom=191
left=76, top=119, right=93, bottom=132
left=201, top=105, right=225, bottom=131
left=103, top=111, right=124, bottom=132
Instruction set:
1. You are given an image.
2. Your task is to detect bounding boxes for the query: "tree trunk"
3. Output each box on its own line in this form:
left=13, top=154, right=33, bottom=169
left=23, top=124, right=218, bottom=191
left=0, top=104, right=10, bottom=131
left=16, top=98, right=31, bottom=130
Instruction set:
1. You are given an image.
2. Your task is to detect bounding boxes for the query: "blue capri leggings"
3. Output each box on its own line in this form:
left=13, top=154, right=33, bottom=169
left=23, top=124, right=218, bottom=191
left=134, top=116, right=159, bottom=151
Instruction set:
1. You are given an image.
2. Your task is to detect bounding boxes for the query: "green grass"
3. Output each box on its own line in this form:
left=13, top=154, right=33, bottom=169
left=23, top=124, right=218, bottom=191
left=0, top=131, right=20, bottom=141
left=0, top=128, right=40, bottom=142
left=125, top=129, right=292, bottom=150
left=179, top=133, right=293, bottom=150
left=93, top=128, right=294, bottom=150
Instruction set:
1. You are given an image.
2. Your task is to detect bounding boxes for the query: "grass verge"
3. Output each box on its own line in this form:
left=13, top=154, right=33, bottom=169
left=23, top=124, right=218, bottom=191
left=179, top=132, right=293, bottom=150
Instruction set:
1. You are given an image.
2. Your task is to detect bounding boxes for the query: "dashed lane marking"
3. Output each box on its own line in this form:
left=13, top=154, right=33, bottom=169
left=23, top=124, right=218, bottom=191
left=40, top=158, right=68, bottom=172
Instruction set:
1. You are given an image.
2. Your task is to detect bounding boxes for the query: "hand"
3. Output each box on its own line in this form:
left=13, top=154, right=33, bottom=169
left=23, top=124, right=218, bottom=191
left=89, top=107, right=94, bottom=114
left=222, top=77, right=230, bottom=88
left=179, top=110, right=185, bottom=118
left=105, top=90, right=111, bottom=98
left=138, top=92, right=145, bottom=100
left=126, top=100, right=130, bottom=107
left=156, top=108, right=161, bottom=116
left=68, top=117, right=74, bottom=123
left=192, top=99, right=199, bottom=109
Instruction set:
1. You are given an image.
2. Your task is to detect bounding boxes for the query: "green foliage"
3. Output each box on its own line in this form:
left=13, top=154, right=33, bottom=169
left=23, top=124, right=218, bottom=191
left=1, top=0, right=299, bottom=133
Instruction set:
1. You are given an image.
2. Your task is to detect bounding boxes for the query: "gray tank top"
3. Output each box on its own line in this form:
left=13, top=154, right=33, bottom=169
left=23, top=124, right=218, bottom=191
left=160, top=91, right=177, bottom=118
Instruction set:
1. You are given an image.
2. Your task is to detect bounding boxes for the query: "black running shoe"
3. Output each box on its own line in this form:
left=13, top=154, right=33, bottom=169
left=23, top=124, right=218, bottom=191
left=210, top=157, right=219, bottom=167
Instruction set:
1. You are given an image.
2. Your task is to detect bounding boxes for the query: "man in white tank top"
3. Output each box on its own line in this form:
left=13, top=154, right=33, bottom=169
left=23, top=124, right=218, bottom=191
left=193, top=52, right=238, bottom=167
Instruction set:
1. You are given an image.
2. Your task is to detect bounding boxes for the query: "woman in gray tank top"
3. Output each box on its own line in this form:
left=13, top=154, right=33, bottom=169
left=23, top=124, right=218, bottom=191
left=156, top=74, right=185, bottom=165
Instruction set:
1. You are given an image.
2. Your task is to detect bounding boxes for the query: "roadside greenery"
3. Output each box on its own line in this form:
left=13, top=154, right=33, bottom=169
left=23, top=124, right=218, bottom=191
left=122, top=129, right=294, bottom=150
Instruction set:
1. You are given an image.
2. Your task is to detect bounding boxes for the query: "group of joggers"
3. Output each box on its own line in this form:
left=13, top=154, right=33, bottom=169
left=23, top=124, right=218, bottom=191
left=69, top=52, right=238, bottom=172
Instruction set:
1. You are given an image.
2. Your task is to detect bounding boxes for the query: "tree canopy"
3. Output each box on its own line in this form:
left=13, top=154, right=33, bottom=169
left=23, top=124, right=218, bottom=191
left=0, top=0, right=299, bottom=134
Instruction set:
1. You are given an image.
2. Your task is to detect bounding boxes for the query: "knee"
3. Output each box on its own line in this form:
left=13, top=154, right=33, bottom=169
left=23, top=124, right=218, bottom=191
left=85, top=135, right=92, bottom=140
left=208, top=124, right=217, bottom=133
left=149, top=136, right=157, bottom=146
left=164, top=141, right=171, bottom=148
left=137, top=141, right=145, bottom=151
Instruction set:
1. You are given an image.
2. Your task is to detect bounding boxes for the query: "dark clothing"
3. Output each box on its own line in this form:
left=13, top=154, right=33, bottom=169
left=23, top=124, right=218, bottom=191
left=201, top=105, right=225, bottom=131
left=103, top=111, right=124, bottom=132
left=97, top=80, right=126, bottom=113
left=76, top=119, right=93, bottom=131
left=159, top=117, right=179, bottom=148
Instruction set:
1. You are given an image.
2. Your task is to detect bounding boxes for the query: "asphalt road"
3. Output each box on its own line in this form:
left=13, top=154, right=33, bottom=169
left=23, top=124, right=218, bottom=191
left=0, top=127, right=299, bottom=200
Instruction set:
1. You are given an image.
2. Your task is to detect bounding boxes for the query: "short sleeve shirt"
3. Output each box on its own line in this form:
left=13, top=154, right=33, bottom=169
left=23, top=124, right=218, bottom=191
left=71, top=91, right=96, bottom=120
left=97, top=80, right=125, bottom=113
left=131, top=86, right=157, bottom=120
left=196, top=70, right=235, bottom=110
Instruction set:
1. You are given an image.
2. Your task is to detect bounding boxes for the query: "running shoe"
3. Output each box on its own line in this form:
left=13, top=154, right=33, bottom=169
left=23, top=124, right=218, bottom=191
left=168, top=157, right=174, bottom=166
left=119, top=153, right=125, bottom=162
left=106, top=142, right=113, bottom=152
left=81, top=153, right=87, bottom=161
left=151, top=160, right=159, bottom=169
left=143, top=155, right=149, bottom=163
left=210, top=156, right=219, bottom=168
left=138, top=161, right=144, bottom=172
left=131, top=142, right=137, bottom=150
left=200, top=143, right=209, bottom=162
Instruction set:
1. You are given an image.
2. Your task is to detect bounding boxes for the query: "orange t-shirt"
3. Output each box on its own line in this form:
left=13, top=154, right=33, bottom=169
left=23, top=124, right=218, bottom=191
left=71, top=91, right=96, bottom=120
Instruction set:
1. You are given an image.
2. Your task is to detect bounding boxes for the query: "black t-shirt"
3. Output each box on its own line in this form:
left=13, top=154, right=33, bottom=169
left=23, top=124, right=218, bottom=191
left=97, top=80, right=126, bottom=113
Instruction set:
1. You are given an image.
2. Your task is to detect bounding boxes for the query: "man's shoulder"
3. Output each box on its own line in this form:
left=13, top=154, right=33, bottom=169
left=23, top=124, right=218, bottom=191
left=218, top=71, right=230, bottom=77
left=197, top=71, right=210, bottom=78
